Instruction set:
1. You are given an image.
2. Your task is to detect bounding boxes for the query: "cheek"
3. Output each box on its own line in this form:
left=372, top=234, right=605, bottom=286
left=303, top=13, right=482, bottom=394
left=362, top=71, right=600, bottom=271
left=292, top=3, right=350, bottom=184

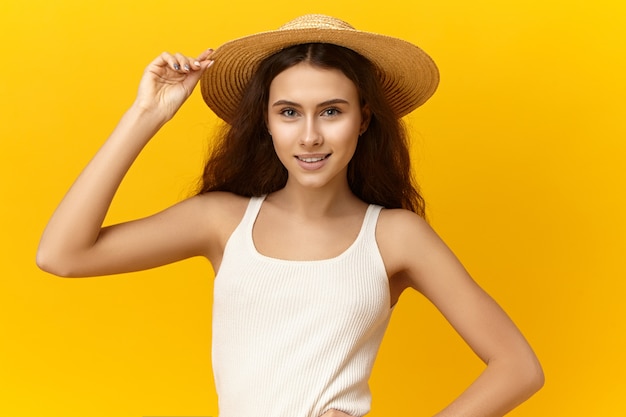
left=340, top=114, right=363, bottom=135
left=330, top=121, right=361, bottom=147
left=270, top=127, right=295, bottom=152
left=270, top=135, right=294, bottom=166
left=267, top=117, right=298, bottom=140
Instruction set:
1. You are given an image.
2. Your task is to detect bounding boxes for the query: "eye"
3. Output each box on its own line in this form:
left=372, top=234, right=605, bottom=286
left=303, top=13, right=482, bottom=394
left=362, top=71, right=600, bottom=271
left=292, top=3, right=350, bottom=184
left=322, top=107, right=341, bottom=117
left=280, top=108, right=298, bottom=118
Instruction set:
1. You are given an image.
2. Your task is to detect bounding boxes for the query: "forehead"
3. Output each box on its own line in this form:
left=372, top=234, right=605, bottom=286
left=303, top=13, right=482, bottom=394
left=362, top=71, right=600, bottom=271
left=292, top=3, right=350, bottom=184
left=268, top=62, right=359, bottom=103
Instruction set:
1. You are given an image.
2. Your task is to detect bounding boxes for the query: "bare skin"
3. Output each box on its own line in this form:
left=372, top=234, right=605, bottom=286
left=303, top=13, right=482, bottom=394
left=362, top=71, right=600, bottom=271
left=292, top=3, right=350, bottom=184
left=37, top=52, right=543, bottom=417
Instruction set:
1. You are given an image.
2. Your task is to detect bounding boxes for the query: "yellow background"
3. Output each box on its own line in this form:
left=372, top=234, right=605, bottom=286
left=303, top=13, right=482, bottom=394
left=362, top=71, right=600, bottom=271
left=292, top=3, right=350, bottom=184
left=1, top=0, right=625, bottom=416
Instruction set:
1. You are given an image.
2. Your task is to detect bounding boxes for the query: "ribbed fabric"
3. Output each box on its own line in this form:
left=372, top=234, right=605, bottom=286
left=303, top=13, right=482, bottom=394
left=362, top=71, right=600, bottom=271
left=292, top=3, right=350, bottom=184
left=212, top=196, right=392, bottom=417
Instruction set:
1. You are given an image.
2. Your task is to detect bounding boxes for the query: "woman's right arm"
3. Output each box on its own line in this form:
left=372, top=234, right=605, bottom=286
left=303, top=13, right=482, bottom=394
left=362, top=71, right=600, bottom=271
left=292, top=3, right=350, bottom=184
left=37, top=50, right=215, bottom=277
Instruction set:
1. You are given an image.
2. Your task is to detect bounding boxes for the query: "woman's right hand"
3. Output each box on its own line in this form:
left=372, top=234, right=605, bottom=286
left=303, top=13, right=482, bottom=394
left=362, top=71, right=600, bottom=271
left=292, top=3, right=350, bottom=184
left=133, top=49, right=214, bottom=122
left=37, top=48, right=215, bottom=278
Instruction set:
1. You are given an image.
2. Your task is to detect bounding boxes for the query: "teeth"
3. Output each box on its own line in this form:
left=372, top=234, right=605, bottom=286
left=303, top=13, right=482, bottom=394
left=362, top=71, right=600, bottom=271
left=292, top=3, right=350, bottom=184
left=298, top=156, right=325, bottom=163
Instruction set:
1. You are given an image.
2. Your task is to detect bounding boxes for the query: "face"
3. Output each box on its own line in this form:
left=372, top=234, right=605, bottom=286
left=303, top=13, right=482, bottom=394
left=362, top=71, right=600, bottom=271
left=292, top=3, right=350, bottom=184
left=267, top=62, right=370, bottom=191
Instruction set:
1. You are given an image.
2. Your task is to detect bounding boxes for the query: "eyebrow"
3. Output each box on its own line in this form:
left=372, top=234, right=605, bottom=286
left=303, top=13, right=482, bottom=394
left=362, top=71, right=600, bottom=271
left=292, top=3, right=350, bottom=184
left=271, top=98, right=351, bottom=108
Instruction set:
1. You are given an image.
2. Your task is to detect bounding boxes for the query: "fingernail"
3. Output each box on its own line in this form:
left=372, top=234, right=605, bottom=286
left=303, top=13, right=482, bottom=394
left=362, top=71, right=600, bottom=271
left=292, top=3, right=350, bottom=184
left=184, top=64, right=190, bottom=71
left=193, top=61, right=201, bottom=67
left=173, top=63, right=180, bottom=70
left=207, top=60, right=215, bottom=68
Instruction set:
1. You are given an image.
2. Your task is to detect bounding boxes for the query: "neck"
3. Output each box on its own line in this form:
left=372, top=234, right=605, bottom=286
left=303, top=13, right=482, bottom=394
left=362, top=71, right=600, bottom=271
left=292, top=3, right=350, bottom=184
left=268, top=181, right=361, bottom=218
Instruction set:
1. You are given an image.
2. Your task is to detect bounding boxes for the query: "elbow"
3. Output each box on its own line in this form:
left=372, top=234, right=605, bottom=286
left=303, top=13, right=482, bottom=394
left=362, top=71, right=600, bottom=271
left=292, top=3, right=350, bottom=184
left=516, top=353, right=545, bottom=399
left=490, top=350, right=545, bottom=402
left=527, top=358, right=545, bottom=394
left=36, top=248, right=80, bottom=278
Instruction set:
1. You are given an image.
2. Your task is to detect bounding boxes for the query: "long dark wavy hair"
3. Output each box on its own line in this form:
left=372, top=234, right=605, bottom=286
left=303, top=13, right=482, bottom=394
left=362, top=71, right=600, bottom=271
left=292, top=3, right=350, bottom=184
left=197, top=43, right=425, bottom=217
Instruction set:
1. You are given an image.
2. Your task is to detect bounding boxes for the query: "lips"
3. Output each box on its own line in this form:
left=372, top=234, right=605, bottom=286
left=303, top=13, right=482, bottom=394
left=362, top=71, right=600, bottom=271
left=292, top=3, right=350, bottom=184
left=294, top=153, right=331, bottom=170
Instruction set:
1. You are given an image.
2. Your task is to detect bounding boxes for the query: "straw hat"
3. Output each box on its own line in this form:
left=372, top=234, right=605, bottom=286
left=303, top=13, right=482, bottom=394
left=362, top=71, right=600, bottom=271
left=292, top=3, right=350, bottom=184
left=200, top=14, right=439, bottom=123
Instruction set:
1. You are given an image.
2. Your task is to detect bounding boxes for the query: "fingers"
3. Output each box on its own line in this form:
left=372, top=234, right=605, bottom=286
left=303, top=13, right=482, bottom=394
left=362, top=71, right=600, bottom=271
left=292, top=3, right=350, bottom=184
left=155, top=50, right=214, bottom=73
left=162, top=51, right=204, bottom=72
left=196, top=48, right=215, bottom=63
left=319, top=410, right=354, bottom=417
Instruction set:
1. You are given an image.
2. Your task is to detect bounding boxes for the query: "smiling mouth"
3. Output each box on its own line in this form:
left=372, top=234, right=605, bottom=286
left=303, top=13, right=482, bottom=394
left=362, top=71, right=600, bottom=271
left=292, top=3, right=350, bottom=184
left=296, top=154, right=331, bottom=163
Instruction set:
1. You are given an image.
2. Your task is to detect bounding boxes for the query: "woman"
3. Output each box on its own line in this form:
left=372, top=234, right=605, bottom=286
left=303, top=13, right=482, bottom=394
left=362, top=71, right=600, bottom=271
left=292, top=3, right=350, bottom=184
left=37, top=14, right=543, bottom=417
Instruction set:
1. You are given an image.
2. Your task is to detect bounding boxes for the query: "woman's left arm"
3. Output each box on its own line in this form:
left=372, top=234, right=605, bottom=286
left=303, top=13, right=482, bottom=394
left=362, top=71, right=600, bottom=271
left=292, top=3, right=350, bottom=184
left=378, top=210, right=544, bottom=417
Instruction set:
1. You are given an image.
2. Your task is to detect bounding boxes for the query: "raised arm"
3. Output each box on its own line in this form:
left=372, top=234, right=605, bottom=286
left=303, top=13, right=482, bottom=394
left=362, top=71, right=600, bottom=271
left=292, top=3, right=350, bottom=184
left=37, top=50, right=215, bottom=277
left=378, top=210, right=544, bottom=416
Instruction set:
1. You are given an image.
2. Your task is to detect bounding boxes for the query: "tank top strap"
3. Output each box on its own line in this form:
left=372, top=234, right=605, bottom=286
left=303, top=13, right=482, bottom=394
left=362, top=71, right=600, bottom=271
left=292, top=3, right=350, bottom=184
left=361, top=204, right=383, bottom=241
left=241, top=195, right=267, bottom=231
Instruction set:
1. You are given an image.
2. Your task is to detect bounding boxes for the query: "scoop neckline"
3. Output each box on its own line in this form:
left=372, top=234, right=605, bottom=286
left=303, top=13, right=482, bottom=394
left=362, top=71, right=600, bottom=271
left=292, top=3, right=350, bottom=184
left=248, top=196, right=374, bottom=264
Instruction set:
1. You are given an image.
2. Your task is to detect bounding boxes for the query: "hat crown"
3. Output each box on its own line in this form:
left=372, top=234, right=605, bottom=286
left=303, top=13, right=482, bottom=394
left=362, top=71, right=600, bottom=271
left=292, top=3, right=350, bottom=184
left=279, top=14, right=356, bottom=31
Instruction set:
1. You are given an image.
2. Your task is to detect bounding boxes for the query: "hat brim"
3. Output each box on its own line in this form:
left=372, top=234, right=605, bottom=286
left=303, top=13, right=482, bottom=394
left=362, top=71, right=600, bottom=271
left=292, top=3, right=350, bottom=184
left=201, top=26, right=439, bottom=124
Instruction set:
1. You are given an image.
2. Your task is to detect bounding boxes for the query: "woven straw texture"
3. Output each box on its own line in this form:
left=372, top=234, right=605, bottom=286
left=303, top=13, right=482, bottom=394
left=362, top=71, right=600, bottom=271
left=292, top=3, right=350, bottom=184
left=201, top=14, right=439, bottom=123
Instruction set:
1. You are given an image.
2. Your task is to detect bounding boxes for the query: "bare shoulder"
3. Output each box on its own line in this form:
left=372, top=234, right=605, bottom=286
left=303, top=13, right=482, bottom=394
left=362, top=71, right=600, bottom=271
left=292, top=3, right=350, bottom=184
left=377, top=207, right=430, bottom=233
left=376, top=208, right=438, bottom=252
left=193, top=191, right=250, bottom=264
left=196, top=191, right=249, bottom=216
left=195, top=191, right=249, bottom=236
left=376, top=208, right=452, bottom=282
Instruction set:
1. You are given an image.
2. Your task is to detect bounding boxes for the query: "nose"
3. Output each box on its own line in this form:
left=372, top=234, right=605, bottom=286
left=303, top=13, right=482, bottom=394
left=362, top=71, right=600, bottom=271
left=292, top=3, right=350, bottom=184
left=300, top=118, right=323, bottom=147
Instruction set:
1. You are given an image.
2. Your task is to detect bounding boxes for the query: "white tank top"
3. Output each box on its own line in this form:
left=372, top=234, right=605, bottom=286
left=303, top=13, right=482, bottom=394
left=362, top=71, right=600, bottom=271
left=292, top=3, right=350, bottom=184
left=212, top=195, right=392, bottom=417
